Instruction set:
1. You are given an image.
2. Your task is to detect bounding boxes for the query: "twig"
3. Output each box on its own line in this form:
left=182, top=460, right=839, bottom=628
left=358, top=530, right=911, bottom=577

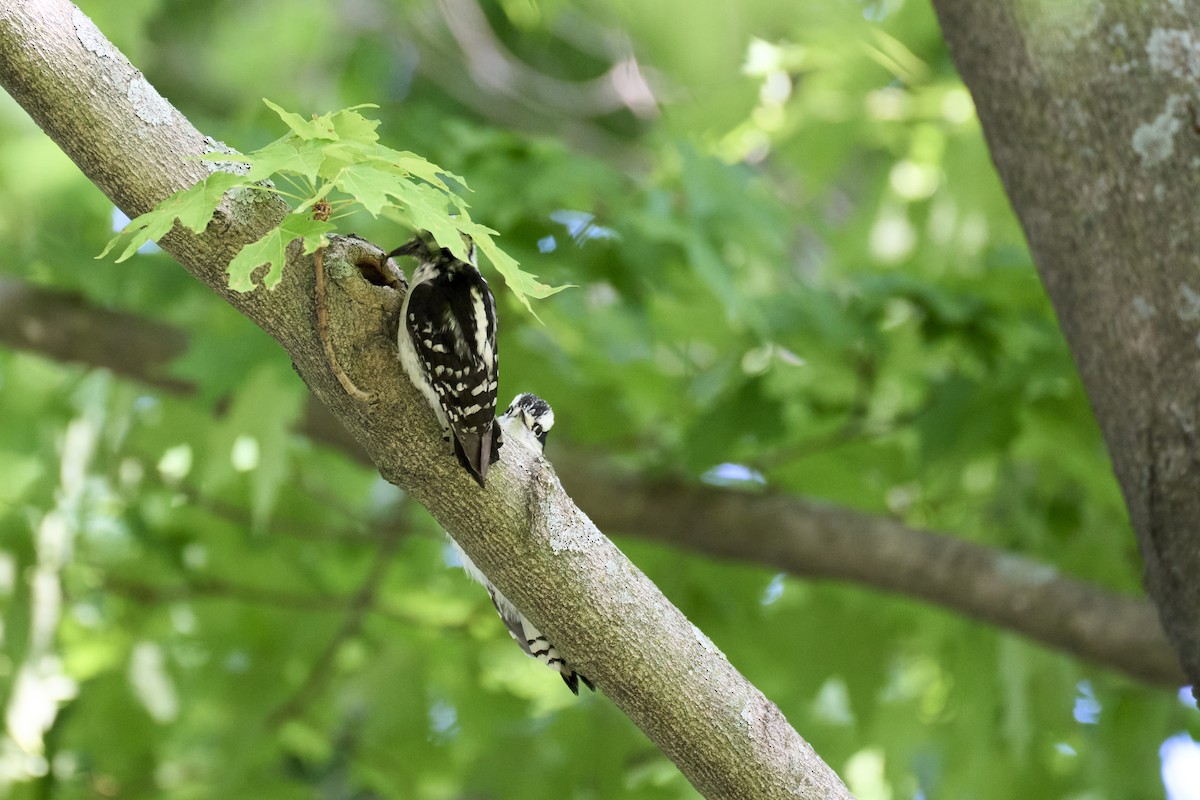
left=315, top=244, right=373, bottom=403
left=102, top=571, right=465, bottom=629
left=105, top=574, right=347, bottom=612
left=265, top=528, right=404, bottom=727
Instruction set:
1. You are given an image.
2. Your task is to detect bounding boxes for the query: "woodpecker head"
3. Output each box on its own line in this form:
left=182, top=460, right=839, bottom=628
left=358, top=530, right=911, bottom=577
left=388, top=230, right=476, bottom=267
left=500, top=393, right=555, bottom=453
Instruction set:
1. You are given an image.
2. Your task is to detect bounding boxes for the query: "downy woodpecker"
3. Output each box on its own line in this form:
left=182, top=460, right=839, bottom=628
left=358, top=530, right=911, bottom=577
left=389, top=231, right=501, bottom=487
left=451, top=393, right=593, bottom=694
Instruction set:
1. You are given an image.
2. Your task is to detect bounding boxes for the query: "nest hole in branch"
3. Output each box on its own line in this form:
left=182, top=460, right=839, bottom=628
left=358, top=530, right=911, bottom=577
left=357, top=255, right=405, bottom=291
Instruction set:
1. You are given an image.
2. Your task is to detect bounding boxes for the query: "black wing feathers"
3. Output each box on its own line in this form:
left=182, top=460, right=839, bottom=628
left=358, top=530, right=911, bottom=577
left=485, top=589, right=592, bottom=696
left=404, top=263, right=501, bottom=487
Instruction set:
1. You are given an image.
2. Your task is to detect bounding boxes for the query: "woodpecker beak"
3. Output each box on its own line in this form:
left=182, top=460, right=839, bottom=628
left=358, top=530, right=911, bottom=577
left=386, top=236, right=425, bottom=260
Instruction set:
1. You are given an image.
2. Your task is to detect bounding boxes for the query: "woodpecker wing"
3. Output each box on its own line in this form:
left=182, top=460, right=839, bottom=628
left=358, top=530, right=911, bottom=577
left=485, top=587, right=592, bottom=695
left=403, top=265, right=501, bottom=486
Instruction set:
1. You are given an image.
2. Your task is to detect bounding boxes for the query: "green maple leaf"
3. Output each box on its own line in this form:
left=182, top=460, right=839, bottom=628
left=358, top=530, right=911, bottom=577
left=371, top=145, right=467, bottom=194
left=333, top=161, right=393, bottom=216
left=227, top=211, right=334, bottom=292
left=468, top=226, right=572, bottom=315
left=205, top=138, right=325, bottom=183
left=102, top=99, right=570, bottom=310
left=263, top=98, right=339, bottom=141
left=329, top=106, right=381, bottom=143
left=263, top=99, right=380, bottom=143
left=99, top=171, right=243, bottom=262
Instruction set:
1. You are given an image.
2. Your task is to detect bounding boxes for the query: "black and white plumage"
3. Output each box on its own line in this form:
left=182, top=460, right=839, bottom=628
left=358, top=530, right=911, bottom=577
left=389, top=230, right=501, bottom=487
left=450, top=393, right=594, bottom=695
left=498, top=391, right=554, bottom=453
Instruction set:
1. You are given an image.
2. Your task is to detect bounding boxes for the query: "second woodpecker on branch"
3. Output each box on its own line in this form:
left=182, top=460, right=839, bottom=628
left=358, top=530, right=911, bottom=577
left=389, top=235, right=590, bottom=692
left=452, top=393, right=594, bottom=695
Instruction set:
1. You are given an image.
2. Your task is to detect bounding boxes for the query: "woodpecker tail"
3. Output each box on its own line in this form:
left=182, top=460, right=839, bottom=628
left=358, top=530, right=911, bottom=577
left=454, top=543, right=590, bottom=696
left=558, top=666, right=596, bottom=695
left=453, top=424, right=501, bottom=487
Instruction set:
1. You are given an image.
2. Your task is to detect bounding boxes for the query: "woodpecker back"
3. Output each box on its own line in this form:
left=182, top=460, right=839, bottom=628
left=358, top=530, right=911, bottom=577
left=390, top=231, right=501, bottom=487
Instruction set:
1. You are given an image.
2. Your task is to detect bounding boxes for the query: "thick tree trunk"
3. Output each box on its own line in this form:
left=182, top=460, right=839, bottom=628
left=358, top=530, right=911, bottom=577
left=0, top=1, right=851, bottom=797
left=932, top=0, right=1200, bottom=687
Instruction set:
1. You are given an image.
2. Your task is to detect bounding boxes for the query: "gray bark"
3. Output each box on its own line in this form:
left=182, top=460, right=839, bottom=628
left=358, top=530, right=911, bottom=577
left=0, top=1, right=851, bottom=797
left=932, top=0, right=1200, bottom=686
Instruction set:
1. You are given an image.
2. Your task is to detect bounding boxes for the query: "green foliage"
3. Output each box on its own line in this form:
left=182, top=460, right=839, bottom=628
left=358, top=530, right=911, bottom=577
left=1, top=0, right=1193, bottom=798
left=101, top=100, right=564, bottom=310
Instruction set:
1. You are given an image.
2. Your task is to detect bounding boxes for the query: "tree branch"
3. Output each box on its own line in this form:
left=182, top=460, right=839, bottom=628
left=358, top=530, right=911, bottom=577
left=0, top=277, right=1184, bottom=687
left=0, top=277, right=195, bottom=394
left=556, top=457, right=1183, bottom=688
left=0, top=2, right=850, bottom=796
left=267, top=527, right=404, bottom=727
left=434, top=0, right=659, bottom=118
left=932, top=0, right=1200, bottom=686
left=103, top=574, right=352, bottom=613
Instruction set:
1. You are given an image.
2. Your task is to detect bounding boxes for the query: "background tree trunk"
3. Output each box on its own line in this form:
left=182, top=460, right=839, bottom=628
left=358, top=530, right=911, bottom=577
left=932, top=0, right=1200, bottom=687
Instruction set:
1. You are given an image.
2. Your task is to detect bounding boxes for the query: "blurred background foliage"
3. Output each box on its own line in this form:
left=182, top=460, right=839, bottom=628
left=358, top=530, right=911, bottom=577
left=1, top=0, right=1197, bottom=798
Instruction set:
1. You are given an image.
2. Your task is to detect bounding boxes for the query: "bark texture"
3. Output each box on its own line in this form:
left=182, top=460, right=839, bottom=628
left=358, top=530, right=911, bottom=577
left=1, top=278, right=1182, bottom=687
left=932, top=0, right=1200, bottom=685
left=0, top=1, right=851, bottom=797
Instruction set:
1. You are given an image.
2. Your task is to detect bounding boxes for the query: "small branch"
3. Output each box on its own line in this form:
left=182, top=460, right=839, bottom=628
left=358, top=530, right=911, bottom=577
left=315, top=246, right=372, bottom=403
left=103, top=569, right=470, bottom=630
left=266, top=528, right=404, bottom=727
left=104, top=574, right=349, bottom=613
left=0, top=277, right=195, bottom=393
left=435, top=0, right=659, bottom=119
left=402, top=9, right=650, bottom=169
left=750, top=405, right=929, bottom=471
left=555, top=455, right=1185, bottom=688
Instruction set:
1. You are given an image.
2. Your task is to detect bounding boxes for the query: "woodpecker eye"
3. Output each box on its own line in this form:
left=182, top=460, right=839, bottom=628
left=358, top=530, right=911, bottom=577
left=532, top=424, right=543, bottom=436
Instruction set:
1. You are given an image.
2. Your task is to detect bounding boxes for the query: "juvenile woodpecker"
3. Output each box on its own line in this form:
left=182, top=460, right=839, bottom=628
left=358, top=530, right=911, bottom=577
left=389, top=230, right=501, bottom=487
left=450, top=393, right=594, bottom=695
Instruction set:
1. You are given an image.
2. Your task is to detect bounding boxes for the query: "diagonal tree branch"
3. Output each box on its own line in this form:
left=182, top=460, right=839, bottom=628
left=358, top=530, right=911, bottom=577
left=0, top=277, right=1184, bottom=687
left=557, top=460, right=1183, bottom=688
left=0, top=2, right=850, bottom=797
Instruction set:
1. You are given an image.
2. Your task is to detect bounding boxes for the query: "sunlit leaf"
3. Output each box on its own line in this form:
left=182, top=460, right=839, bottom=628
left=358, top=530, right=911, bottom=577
left=226, top=211, right=334, bottom=291
left=262, top=97, right=339, bottom=140
left=99, top=171, right=244, bottom=261
left=330, top=105, right=382, bottom=144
